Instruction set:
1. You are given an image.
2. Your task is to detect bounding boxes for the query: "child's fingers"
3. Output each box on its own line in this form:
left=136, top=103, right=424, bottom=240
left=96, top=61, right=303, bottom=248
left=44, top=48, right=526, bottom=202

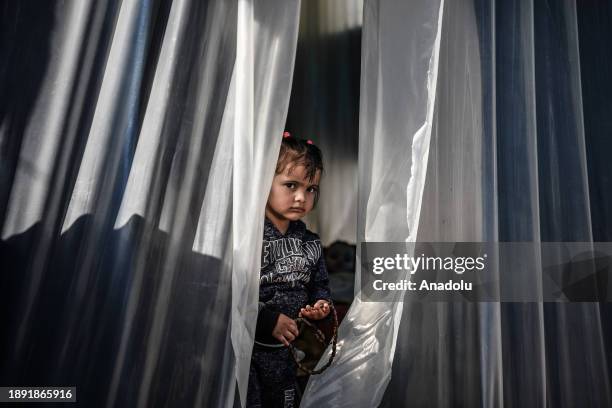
left=300, top=303, right=334, bottom=320
left=287, top=323, right=299, bottom=337
left=284, top=331, right=296, bottom=342
left=273, top=331, right=289, bottom=346
left=313, top=308, right=329, bottom=320
left=301, top=304, right=329, bottom=319
left=304, top=310, right=317, bottom=318
left=306, top=310, right=320, bottom=320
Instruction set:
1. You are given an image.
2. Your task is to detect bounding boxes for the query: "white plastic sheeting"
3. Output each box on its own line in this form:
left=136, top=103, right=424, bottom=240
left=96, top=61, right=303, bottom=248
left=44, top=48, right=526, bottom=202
left=381, top=0, right=611, bottom=406
left=305, top=0, right=612, bottom=406
left=288, top=0, right=363, bottom=245
left=3, top=0, right=612, bottom=406
left=302, top=1, right=445, bottom=406
left=232, top=0, right=301, bottom=405
left=1, top=0, right=300, bottom=406
left=2, top=0, right=95, bottom=239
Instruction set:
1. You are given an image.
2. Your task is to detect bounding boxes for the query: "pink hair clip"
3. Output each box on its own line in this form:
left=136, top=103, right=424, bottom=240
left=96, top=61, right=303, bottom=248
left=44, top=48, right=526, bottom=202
left=306, top=139, right=313, bottom=145
left=283, top=131, right=291, bottom=138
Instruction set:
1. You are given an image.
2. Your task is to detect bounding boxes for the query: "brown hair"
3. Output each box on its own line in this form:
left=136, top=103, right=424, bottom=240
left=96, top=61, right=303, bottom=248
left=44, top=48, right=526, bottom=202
left=275, top=136, right=324, bottom=181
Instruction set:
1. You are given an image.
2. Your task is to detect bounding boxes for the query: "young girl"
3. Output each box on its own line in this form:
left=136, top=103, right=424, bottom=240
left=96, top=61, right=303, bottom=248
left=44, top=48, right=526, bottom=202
left=247, top=132, right=332, bottom=408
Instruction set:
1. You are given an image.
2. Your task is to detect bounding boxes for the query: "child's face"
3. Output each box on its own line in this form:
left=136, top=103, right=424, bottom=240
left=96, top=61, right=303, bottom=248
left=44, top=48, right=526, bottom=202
left=266, top=164, right=321, bottom=223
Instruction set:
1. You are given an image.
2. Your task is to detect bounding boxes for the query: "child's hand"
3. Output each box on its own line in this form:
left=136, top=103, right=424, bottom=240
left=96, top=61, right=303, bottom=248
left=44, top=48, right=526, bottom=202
left=272, top=313, right=299, bottom=346
left=299, top=300, right=330, bottom=320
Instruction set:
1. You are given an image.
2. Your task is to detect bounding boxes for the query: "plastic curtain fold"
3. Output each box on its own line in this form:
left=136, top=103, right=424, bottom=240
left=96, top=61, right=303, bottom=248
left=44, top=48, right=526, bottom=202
left=3, top=0, right=611, bottom=406
left=381, top=0, right=612, bottom=407
left=306, top=0, right=612, bottom=407
left=1, top=0, right=300, bottom=406
left=302, top=0, right=445, bottom=406
left=232, top=0, right=301, bottom=406
left=286, top=0, right=362, bottom=245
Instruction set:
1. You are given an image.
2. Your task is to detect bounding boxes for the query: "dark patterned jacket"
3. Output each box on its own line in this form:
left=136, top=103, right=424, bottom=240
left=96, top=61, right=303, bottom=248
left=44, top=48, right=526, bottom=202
left=255, top=218, right=331, bottom=344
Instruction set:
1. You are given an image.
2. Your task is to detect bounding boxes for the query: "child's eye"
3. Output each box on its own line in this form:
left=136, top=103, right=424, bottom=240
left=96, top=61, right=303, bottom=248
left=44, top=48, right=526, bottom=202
left=307, top=187, right=319, bottom=194
left=285, top=183, right=296, bottom=189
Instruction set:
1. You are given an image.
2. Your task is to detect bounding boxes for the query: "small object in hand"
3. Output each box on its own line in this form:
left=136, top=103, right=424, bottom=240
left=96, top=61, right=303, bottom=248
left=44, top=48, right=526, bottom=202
left=290, top=303, right=338, bottom=376
left=299, top=300, right=330, bottom=320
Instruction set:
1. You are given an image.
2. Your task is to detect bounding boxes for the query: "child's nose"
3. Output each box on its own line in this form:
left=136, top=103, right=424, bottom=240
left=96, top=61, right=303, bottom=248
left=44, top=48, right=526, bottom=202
left=294, top=190, right=305, bottom=202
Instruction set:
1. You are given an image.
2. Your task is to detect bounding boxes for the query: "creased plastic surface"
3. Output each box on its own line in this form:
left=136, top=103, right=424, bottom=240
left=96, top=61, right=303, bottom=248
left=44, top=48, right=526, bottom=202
left=301, top=1, right=444, bottom=406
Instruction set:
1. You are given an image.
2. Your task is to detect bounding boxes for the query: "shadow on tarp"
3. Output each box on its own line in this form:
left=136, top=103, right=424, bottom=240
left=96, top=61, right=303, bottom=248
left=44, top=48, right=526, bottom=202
left=0, top=214, right=233, bottom=407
